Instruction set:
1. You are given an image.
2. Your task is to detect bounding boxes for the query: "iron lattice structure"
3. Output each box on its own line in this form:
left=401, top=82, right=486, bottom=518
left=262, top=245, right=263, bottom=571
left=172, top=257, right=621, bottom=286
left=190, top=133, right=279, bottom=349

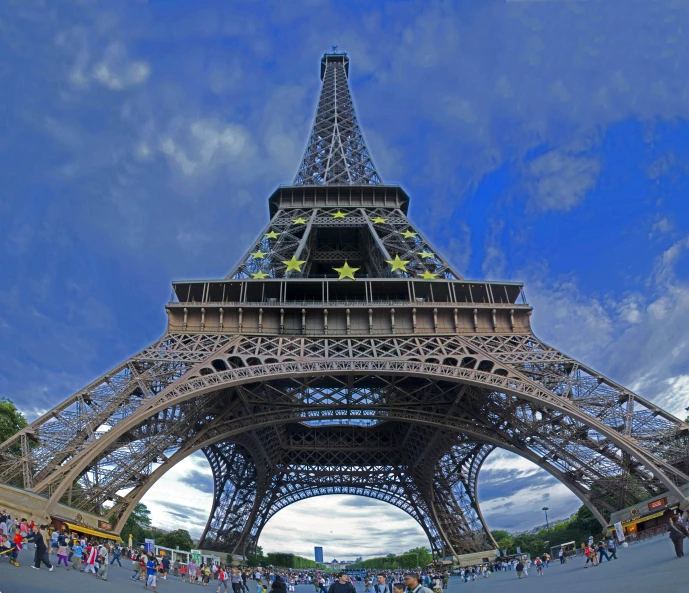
left=1, top=51, right=688, bottom=560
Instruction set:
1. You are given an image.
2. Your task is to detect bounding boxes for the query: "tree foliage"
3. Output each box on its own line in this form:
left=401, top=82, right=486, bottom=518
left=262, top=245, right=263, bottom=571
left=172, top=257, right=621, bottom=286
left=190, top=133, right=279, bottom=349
left=496, top=504, right=606, bottom=558
left=263, top=552, right=324, bottom=568
left=350, top=547, right=433, bottom=569
left=157, top=529, right=195, bottom=551
left=0, top=398, right=28, bottom=454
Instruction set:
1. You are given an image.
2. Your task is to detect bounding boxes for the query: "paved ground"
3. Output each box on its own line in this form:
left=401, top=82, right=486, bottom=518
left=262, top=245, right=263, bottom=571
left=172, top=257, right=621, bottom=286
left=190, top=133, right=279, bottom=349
left=1, top=535, right=688, bottom=593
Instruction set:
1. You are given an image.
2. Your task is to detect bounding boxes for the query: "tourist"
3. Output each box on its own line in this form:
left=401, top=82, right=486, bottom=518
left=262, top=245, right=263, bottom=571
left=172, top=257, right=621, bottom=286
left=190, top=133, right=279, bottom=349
left=0, top=533, right=20, bottom=566
left=144, top=552, right=158, bottom=591
left=84, top=541, right=98, bottom=573
left=668, top=515, right=689, bottom=558
left=374, top=574, right=393, bottom=593
left=558, top=548, right=564, bottom=564
left=134, top=551, right=148, bottom=581
left=72, top=539, right=84, bottom=571
left=232, top=568, right=245, bottom=593
left=607, top=537, right=618, bottom=560
left=188, top=557, right=198, bottom=583
left=218, top=565, right=230, bottom=592
left=49, top=525, right=59, bottom=556
left=161, top=553, right=170, bottom=579
left=515, top=560, right=524, bottom=579
left=272, top=576, right=288, bottom=593
left=402, top=572, right=433, bottom=593
left=56, top=535, right=70, bottom=570
left=596, top=540, right=611, bottom=562
left=583, top=543, right=597, bottom=568
left=26, top=524, right=52, bottom=571
left=110, top=544, right=122, bottom=567
left=97, top=542, right=109, bottom=580
left=180, top=562, right=188, bottom=582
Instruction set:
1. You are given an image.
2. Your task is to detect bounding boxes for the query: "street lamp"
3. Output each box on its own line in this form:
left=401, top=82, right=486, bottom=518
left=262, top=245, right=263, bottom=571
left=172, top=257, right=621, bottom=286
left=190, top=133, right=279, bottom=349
left=542, top=507, right=550, bottom=531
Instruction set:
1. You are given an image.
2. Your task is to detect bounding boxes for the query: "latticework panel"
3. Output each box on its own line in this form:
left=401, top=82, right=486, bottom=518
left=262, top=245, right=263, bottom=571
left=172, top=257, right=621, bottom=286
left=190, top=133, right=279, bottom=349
left=294, top=54, right=381, bottom=186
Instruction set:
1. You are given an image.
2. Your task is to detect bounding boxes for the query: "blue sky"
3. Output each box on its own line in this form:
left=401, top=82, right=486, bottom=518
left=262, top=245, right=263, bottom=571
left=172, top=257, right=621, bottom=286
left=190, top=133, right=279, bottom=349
left=3, top=0, right=689, bottom=560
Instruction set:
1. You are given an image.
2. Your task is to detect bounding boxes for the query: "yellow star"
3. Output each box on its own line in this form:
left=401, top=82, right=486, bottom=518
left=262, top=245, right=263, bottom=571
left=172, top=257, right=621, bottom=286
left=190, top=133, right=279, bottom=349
left=418, top=251, right=434, bottom=259
left=419, top=270, right=438, bottom=280
left=251, top=271, right=269, bottom=279
left=251, top=249, right=267, bottom=259
left=385, top=254, right=410, bottom=272
left=332, top=210, right=347, bottom=219
left=401, top=230, right=418, bottom=239
left=292, top=217, right=308, bottom=225
left=371, top=216, right=387, bottom=224
left=264, top=231, right=280, bottom=239
left=333, top=261, right=359, bottom=280
left=282, top=255, right=306, bottom=272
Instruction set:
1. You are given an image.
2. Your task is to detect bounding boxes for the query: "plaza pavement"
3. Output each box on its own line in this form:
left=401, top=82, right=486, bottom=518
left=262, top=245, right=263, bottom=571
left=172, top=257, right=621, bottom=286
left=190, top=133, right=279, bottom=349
left=1, top=535, right=687, bottom=593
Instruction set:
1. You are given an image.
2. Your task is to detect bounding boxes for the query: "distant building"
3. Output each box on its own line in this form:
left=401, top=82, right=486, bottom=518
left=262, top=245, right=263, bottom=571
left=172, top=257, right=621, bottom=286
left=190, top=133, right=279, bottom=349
left=315, top=547, right=324, bottom=564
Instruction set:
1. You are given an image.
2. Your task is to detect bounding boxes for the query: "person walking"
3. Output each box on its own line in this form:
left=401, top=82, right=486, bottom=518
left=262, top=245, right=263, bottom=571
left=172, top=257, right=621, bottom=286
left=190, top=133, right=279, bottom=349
left=668, top=515, right=689, bottom=558
left=607, top=537, right=618, bottom=560
left=232, top=568, right=245, bottom=593
left=535, top=557, right=543, bottom=576
left=272, top=576, right=289, bottom=593
left=26, top=525, right=53, bottom=571
left=144, top=553, right=158, bottom=591
left=71, top=540, right=84, bottom=571
left=84, top=541, right=98, bottom=574
left=515, top=561, right=524, bottom=579
left=218, top=566, right=229, bottom=593
left=96, top=543, right=109, bottom=580
left=597, top=541, right=611, bottom=563
left=110, top=544, right=122, bottom=567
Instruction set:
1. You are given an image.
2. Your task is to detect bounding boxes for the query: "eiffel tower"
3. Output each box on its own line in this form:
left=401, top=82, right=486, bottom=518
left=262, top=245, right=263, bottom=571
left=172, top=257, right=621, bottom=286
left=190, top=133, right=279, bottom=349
left=1, top=51, right=688, bottom=560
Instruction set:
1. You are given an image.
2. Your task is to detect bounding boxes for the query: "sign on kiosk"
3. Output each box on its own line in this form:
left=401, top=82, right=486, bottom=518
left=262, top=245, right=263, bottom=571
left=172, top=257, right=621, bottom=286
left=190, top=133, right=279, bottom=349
left=648, top=497, right=667, bottom=511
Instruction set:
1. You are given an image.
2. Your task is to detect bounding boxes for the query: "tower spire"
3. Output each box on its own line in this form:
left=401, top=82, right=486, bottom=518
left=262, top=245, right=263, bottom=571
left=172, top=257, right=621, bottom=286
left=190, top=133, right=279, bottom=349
left=294, top=52, right=382, bottom=186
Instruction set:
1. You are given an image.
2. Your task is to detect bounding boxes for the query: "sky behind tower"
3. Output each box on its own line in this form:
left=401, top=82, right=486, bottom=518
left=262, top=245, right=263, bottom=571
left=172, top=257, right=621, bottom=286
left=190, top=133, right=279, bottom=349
left=2, top=0, right=689, bottom=560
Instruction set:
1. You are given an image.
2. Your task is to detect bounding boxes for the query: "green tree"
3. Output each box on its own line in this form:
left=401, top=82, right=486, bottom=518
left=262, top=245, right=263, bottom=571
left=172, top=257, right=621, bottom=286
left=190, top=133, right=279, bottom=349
left=496, top=536, right=514, bottom=554
left=399, top=553, right=418, bottom=569
left=246, top=546, right=266, bottom=566
left=491, top=530, right=510, bottom=542
left=406, top=546, right=432, bottom=567
left=114, top=503, right=153, bottom=544
left=131, top=503, right=152, bottom=526
left=0, top=398, right=28, bottom=453
left=157, top=529, right=195, bottom=551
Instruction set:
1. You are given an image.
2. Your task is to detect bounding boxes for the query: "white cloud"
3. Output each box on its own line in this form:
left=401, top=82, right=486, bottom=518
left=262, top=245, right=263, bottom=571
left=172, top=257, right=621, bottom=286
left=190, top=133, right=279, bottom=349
left=259, top=495, right=428, bottom=560
left=525, top=235, right=689, bottom=419
left=523, top=148, right=600, bottom=211
left=92, top=43, right=151, bottom=90
left=143, top=452, right=213, bottom=539
left=159, top=119, right=253, bottom=177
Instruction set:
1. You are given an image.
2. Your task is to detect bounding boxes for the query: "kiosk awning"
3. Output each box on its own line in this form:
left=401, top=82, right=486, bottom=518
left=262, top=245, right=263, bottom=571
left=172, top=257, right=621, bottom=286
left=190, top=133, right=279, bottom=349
left=621, top=510, right=665, bottom=527
left=63, top=522, right=122, bottom=542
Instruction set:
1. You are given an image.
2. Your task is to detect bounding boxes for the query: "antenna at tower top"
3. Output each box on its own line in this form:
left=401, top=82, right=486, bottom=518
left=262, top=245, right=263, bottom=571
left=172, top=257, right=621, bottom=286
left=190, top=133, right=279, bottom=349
left=331, top=44, right=338, bottom=52
left=294, top=52, right=381, bottom=186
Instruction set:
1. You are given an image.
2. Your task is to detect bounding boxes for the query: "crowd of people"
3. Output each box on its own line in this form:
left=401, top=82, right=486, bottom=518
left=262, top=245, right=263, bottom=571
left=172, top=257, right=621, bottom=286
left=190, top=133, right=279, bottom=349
left=13, top=507, right=689, bottom=590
